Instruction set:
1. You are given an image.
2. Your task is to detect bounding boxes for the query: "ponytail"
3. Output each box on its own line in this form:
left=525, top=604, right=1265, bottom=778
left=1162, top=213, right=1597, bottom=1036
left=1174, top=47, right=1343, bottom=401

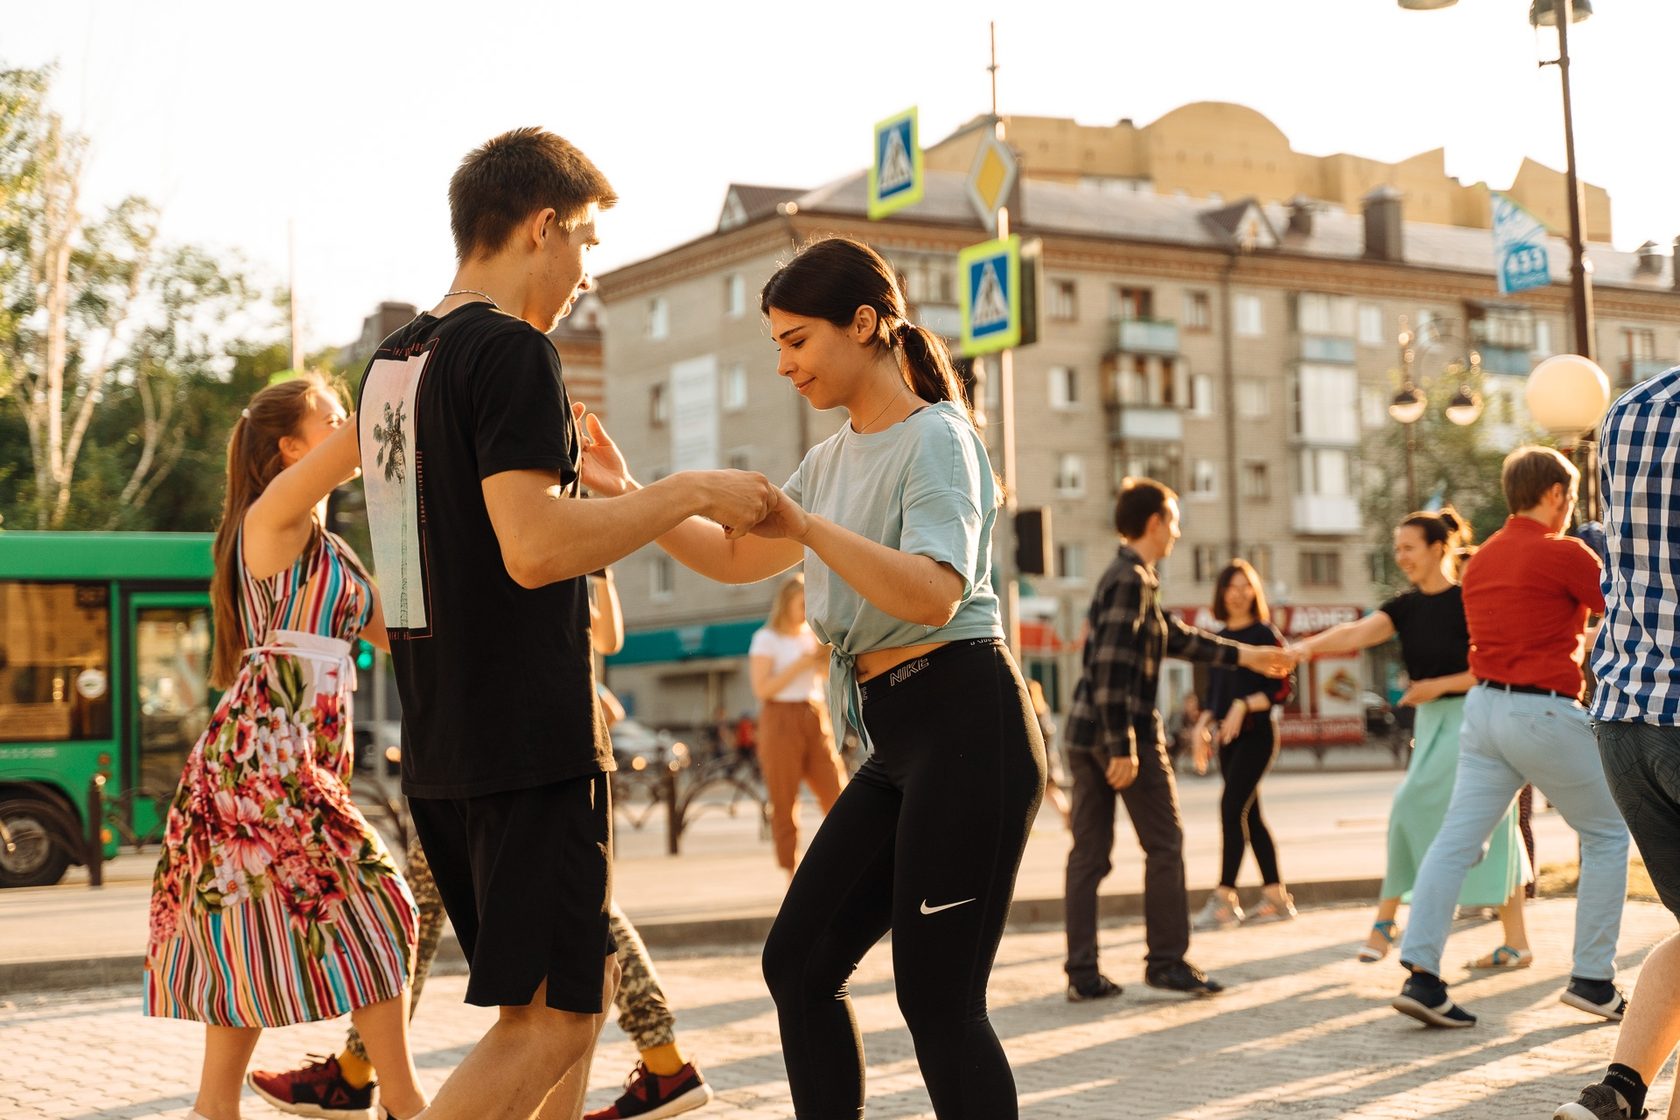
left=895, top=321, right=975, bottom=426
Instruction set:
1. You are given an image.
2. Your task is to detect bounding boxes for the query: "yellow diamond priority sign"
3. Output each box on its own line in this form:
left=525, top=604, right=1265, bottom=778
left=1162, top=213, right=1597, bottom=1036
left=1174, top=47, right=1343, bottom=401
left=965, top=135, right=1018, bottom=233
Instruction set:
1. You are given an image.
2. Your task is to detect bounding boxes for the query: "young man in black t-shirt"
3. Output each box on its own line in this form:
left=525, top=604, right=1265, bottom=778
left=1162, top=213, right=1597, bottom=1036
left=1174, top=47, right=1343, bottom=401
left=356, top=128, right=773, bottom=1120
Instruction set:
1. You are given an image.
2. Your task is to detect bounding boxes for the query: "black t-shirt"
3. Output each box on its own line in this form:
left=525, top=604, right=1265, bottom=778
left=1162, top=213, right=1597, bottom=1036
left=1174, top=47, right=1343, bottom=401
left=1205, top=621, right=1288, bottom=721
left=357, top=303, right=611, bottom=798
left=1379, top=585, right=1470, bottom=687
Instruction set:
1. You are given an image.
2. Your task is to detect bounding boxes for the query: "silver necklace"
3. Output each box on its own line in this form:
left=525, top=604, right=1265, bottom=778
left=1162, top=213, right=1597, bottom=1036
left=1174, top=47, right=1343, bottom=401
left=443, top=287, right=499, bottom=309
left=855, top=383, right=906, bottom=434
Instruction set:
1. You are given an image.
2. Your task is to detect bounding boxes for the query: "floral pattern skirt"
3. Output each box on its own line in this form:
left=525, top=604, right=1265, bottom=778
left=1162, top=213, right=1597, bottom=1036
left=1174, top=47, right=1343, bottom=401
left=144, top=632, right=416, bottom=1026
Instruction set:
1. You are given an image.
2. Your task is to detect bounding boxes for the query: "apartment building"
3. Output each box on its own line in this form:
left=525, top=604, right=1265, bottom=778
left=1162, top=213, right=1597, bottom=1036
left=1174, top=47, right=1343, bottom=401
left=593, top=103, right=1680, bottom=731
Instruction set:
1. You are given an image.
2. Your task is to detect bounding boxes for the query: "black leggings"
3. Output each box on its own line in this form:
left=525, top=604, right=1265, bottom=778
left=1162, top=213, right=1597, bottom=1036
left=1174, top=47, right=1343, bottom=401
left=761, top=639, right=1046, bottom=1120
left=1218, top=721, right=1281, bottom=888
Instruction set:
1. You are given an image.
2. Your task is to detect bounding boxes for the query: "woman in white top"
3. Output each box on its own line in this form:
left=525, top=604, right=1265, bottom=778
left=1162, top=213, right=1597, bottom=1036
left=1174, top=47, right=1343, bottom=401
left=750, top=573, right=846, bottom=876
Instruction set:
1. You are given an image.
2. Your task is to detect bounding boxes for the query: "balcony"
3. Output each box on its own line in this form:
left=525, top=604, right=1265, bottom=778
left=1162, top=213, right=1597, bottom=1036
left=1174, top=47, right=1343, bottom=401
left=1299, top=336, right=1356, bottom=364
left=1292, top=494, right=1362, bottom=535
left=1106, top=403, right=1183, bottom=443
left=1113, top=318, right=1180, bottom=356
left=1479, top=344, right=1533, bottom=376
left=1620, top=356, right=1675, bottom=387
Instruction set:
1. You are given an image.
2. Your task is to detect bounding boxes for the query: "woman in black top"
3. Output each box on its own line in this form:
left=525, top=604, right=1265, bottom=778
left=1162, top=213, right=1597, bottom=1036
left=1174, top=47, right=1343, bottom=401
left=1289, top=509, right=1532, bottom=965
left=1192, top=560, right=1294, bottom=930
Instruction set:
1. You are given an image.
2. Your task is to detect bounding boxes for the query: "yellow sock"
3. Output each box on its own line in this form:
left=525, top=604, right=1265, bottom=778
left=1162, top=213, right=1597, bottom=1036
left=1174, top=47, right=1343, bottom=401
left=639, top=1043, right=685, bottom=1077
left=337, top=1047, right=376, bottom=1089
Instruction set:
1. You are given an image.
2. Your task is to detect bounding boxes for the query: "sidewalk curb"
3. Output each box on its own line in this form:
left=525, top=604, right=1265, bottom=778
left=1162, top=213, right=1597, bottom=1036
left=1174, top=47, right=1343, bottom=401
left=0, top=877, right=1383, bottom=995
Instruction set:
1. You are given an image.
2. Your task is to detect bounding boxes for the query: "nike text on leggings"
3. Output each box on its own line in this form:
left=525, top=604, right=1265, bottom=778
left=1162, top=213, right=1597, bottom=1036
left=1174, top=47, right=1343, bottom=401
left=761, top=639, right=1047, bottom=1120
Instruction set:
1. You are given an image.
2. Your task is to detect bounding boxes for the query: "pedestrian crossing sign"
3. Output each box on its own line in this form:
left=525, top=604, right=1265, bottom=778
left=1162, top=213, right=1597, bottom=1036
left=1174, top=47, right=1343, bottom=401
left=868, top=107, right=923, bottom=220
left=959, top=236, right=1022, bottom=355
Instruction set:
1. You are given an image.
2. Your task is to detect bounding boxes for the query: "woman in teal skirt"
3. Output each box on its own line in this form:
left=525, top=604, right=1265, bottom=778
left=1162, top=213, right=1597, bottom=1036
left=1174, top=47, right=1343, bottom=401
left=1290, top=509, right=1532, bottom=966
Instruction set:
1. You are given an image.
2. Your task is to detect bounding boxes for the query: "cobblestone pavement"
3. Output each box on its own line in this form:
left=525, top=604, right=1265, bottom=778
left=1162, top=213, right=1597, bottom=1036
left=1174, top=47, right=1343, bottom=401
left=2, top=899, right=1674, bottom=1119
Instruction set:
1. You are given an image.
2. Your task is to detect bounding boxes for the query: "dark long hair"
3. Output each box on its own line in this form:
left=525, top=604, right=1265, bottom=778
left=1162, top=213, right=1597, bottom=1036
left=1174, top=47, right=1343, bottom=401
left=209, top=375, right=331, bottom=688
left=1399, top=505, right=1475, bottom=579
left=760, top=236, right=975, bottom=426
left=1212, top=558, right=1270, bottom=624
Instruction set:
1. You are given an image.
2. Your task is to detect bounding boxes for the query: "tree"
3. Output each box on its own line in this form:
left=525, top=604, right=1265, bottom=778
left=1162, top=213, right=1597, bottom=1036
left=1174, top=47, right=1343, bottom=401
left=0, top=65, right=268, bottom=529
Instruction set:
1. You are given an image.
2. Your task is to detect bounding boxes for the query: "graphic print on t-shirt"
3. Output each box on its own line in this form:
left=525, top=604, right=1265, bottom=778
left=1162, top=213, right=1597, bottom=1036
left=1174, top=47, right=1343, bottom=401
left=361, top=346, right=431, bottom=635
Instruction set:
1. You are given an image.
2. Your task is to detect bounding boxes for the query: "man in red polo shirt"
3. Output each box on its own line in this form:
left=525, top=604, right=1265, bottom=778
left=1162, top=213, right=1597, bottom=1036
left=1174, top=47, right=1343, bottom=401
left=1392, top=446, right=1630, bottom=1030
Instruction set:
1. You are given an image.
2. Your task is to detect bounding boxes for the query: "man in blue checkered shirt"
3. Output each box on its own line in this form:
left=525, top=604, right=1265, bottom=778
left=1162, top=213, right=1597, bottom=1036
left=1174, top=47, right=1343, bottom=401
left=1557, top=364, right=1680, bottom=1120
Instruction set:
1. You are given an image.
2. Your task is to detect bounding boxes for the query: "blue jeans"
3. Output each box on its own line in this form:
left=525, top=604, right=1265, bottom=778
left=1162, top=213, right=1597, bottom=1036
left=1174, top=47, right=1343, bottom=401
left=1399, top=685, right=1630, bottom=980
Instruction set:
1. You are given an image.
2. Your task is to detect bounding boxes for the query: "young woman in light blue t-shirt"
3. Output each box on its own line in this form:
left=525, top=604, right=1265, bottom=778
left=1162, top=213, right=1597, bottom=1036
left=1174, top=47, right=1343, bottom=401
left=577, top=237, right=1046, bottom=1119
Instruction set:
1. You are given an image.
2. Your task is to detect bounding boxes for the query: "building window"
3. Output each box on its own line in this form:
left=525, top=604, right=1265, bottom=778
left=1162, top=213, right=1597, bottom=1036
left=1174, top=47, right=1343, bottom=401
left=1115, top=286, right=1154, bottom=320
left=1623, top=328, right=1657, bottom=361
left=1193, top=544, right=1225, bottom=583
left=1049, top=366, right=1079, bottom=410
left=1188, top=458, right=1218, bottom=498
left=1361, top=385, right=1389, bottom=429
left=1297, top=448, right=1353, bottom=497
left=1055, top=453, right=1085, bottom=495
left=1117, top=442, right=1182, bottom=492
left=1299, top=549, right=1342, bottom=587
left=651, top=555, right=675, bottom=598
left=724, top=273, right=745, bottom=317
left=649, top=382, right=668, bottom=426
left=1236, top=378, right=1269, bottom=419
left=1241, top=460, right=1270, bottom=500
left=723, top=364, right=748, bottom=412
left=1534, top=320, right=1554, bottom=356
left=1359, top=303, right=1386, bottom=347
left=1189, top=373, right=1214, bottom=418
left=1234, top=294, right=1263, bottom=337
left=1183, top=290, right=1211, bottom=332
left=1296, top=292, right=1356, bottom=336
left=1056, top=543, right=1086, bottom=582
left=647, top=296, right=669, bottom=340
left=1050, top=279, right=1078, bottom=322
left=1292, top=365, right=1359, bottom=443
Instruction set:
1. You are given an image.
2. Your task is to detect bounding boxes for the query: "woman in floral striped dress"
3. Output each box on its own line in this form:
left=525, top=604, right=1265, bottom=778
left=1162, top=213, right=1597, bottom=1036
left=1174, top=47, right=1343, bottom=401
left=145, top=375, right=424, bottom=1120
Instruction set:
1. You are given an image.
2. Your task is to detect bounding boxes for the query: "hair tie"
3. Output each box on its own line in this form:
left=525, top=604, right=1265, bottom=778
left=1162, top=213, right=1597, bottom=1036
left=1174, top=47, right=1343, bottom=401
left=893, top=320, right=912, bottom=342
left=240, top=408, right=250, bottom=420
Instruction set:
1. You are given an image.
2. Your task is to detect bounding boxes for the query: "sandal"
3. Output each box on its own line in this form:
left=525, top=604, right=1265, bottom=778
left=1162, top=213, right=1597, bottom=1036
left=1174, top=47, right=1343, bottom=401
left=1358, top=919, right=1400, bottom=963
left=1467, top=945, right=1533, bottom=971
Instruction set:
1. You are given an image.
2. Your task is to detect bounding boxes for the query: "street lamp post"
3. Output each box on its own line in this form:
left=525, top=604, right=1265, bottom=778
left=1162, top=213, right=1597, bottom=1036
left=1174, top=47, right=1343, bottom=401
left=1388, top=316, right=1484, bottom=510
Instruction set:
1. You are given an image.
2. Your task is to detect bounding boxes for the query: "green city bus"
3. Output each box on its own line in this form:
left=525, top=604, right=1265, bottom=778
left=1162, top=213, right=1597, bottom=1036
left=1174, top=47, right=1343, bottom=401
left=0, top=532, right=215, bottom=887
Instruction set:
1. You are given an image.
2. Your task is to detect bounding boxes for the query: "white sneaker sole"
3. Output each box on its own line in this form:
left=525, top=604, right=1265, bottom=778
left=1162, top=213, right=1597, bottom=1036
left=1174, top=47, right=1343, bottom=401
left=244, top=1076, right=372, bottom=1120
left=1560, top=989, right=1626, bottom=1021
left=1553, top=1104, right=1611, bottom=1120
left=1392, top=994, right=1476, bottom=1028
left=630, top=1081, right=715, bottom=1120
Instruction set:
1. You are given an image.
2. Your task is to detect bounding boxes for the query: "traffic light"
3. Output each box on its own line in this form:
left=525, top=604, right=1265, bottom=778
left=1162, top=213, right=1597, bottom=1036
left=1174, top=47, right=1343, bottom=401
left=354, top=639, right=375, bottom=673
left=1015, top=507, right=1052, bottom=576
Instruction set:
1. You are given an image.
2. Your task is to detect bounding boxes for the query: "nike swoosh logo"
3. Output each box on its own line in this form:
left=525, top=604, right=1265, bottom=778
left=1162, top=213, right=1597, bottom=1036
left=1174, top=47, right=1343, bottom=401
left=919, top=898, right=977, bottom=915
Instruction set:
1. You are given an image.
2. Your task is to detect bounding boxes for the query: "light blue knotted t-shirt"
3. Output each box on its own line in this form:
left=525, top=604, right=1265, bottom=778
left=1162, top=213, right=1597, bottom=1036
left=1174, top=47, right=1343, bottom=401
left=782, top=400, right=1003, bottom=745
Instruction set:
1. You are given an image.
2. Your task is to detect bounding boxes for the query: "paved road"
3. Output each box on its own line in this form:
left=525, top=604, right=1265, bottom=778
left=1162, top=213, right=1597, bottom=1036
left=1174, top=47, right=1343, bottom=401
left=0, top=899, right=1670, bottom=1119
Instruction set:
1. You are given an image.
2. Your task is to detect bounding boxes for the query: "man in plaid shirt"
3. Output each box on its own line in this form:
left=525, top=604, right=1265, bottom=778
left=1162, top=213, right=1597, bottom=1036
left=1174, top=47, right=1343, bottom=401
left=1557, top=365, right=1680, bottom=1120
left=1062, top=478, right=1292, bottom=1001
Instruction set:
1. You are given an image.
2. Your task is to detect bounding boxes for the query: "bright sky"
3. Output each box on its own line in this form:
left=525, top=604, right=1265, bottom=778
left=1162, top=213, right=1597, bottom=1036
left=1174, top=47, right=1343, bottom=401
left=10, top=0, right=1677, bottom=351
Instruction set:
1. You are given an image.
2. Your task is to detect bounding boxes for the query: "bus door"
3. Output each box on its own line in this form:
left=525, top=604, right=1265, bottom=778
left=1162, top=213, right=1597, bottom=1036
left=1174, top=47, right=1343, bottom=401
left=123, top=591, right=213, bottom=844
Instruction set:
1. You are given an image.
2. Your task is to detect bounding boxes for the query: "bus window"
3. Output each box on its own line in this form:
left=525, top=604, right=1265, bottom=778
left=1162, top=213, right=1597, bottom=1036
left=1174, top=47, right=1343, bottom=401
left=135, top=608, right=212, bottom=795
left=0, top=582, right=112, bottom=742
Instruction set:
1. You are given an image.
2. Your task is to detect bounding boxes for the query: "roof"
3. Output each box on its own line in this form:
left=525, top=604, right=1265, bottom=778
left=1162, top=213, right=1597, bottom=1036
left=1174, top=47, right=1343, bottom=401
left=787, top=168, right=1672, bottom=292
left=718, top=184, right=805, bottom=231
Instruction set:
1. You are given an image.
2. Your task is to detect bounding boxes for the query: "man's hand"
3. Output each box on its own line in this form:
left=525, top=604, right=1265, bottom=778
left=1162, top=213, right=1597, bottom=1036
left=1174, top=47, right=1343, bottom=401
left=1239, top=645, right=1293, bottom=678
left=575, top=405, right=633, bottom=497
left=743, top=486, right=812, bottom=542
left=693, top=470, right=774, bottom=539
left=1104, top=755, right=1139, bottom=790
left=1398, top=678, right=1438, bottom=707
left=1192, top=723, right=1213, bottom=775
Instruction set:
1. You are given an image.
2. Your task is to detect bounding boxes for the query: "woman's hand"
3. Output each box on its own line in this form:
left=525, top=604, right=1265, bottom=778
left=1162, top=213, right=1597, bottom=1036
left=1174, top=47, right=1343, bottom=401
left=745, top=487, right=812, bottom=542
left=1192, top=722, right=1213, bottom=775
left=1399, top=678, right=1440, bottom=707
left=1218, top=699, right=1248, bottom=745
left=575, top=404, right=634, bottom=497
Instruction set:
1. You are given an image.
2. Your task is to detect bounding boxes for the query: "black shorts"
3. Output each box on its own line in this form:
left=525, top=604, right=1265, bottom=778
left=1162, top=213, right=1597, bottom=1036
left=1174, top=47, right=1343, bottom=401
left=409, top=773, right=615, bottom=1013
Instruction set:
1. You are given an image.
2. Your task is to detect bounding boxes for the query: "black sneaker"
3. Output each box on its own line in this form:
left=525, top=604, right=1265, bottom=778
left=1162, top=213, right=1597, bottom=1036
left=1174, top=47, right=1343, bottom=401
left=1560, top=977, right=1628, bottom=1022
left=1555, top=1083, right=1648, bottom=1119
left=1066, top=974, right=1124, bottom=1002
left=1392, top=970, right=1476, bottom=1028
left=1144, top=960, right=1224, bottom=997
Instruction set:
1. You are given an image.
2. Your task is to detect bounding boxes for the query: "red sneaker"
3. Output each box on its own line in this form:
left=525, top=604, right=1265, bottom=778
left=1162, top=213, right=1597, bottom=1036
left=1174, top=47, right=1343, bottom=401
left=246, top=1054, right=375, bottom=1120
left=584, top=1060, right=714, bottom=1119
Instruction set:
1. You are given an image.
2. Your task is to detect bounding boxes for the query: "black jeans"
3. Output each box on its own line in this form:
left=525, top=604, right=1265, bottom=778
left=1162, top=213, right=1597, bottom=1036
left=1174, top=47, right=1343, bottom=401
left=1064, top=738, right=1189, bottom=980
left=1598, top=720, right=1680, bottom=916
left=761, top=639, right=1045, bottom=1120
left=1218, top=721, right=1281, bottom=888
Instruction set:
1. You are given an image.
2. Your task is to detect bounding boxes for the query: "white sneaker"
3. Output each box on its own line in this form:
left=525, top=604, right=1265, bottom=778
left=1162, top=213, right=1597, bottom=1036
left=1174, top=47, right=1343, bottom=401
left=1192, top=892, right=1244, bottom=931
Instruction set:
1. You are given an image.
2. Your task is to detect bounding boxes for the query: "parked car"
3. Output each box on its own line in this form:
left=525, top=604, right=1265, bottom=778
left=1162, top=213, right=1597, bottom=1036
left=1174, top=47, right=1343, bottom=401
left=610, top=718, right=690, bottom=772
